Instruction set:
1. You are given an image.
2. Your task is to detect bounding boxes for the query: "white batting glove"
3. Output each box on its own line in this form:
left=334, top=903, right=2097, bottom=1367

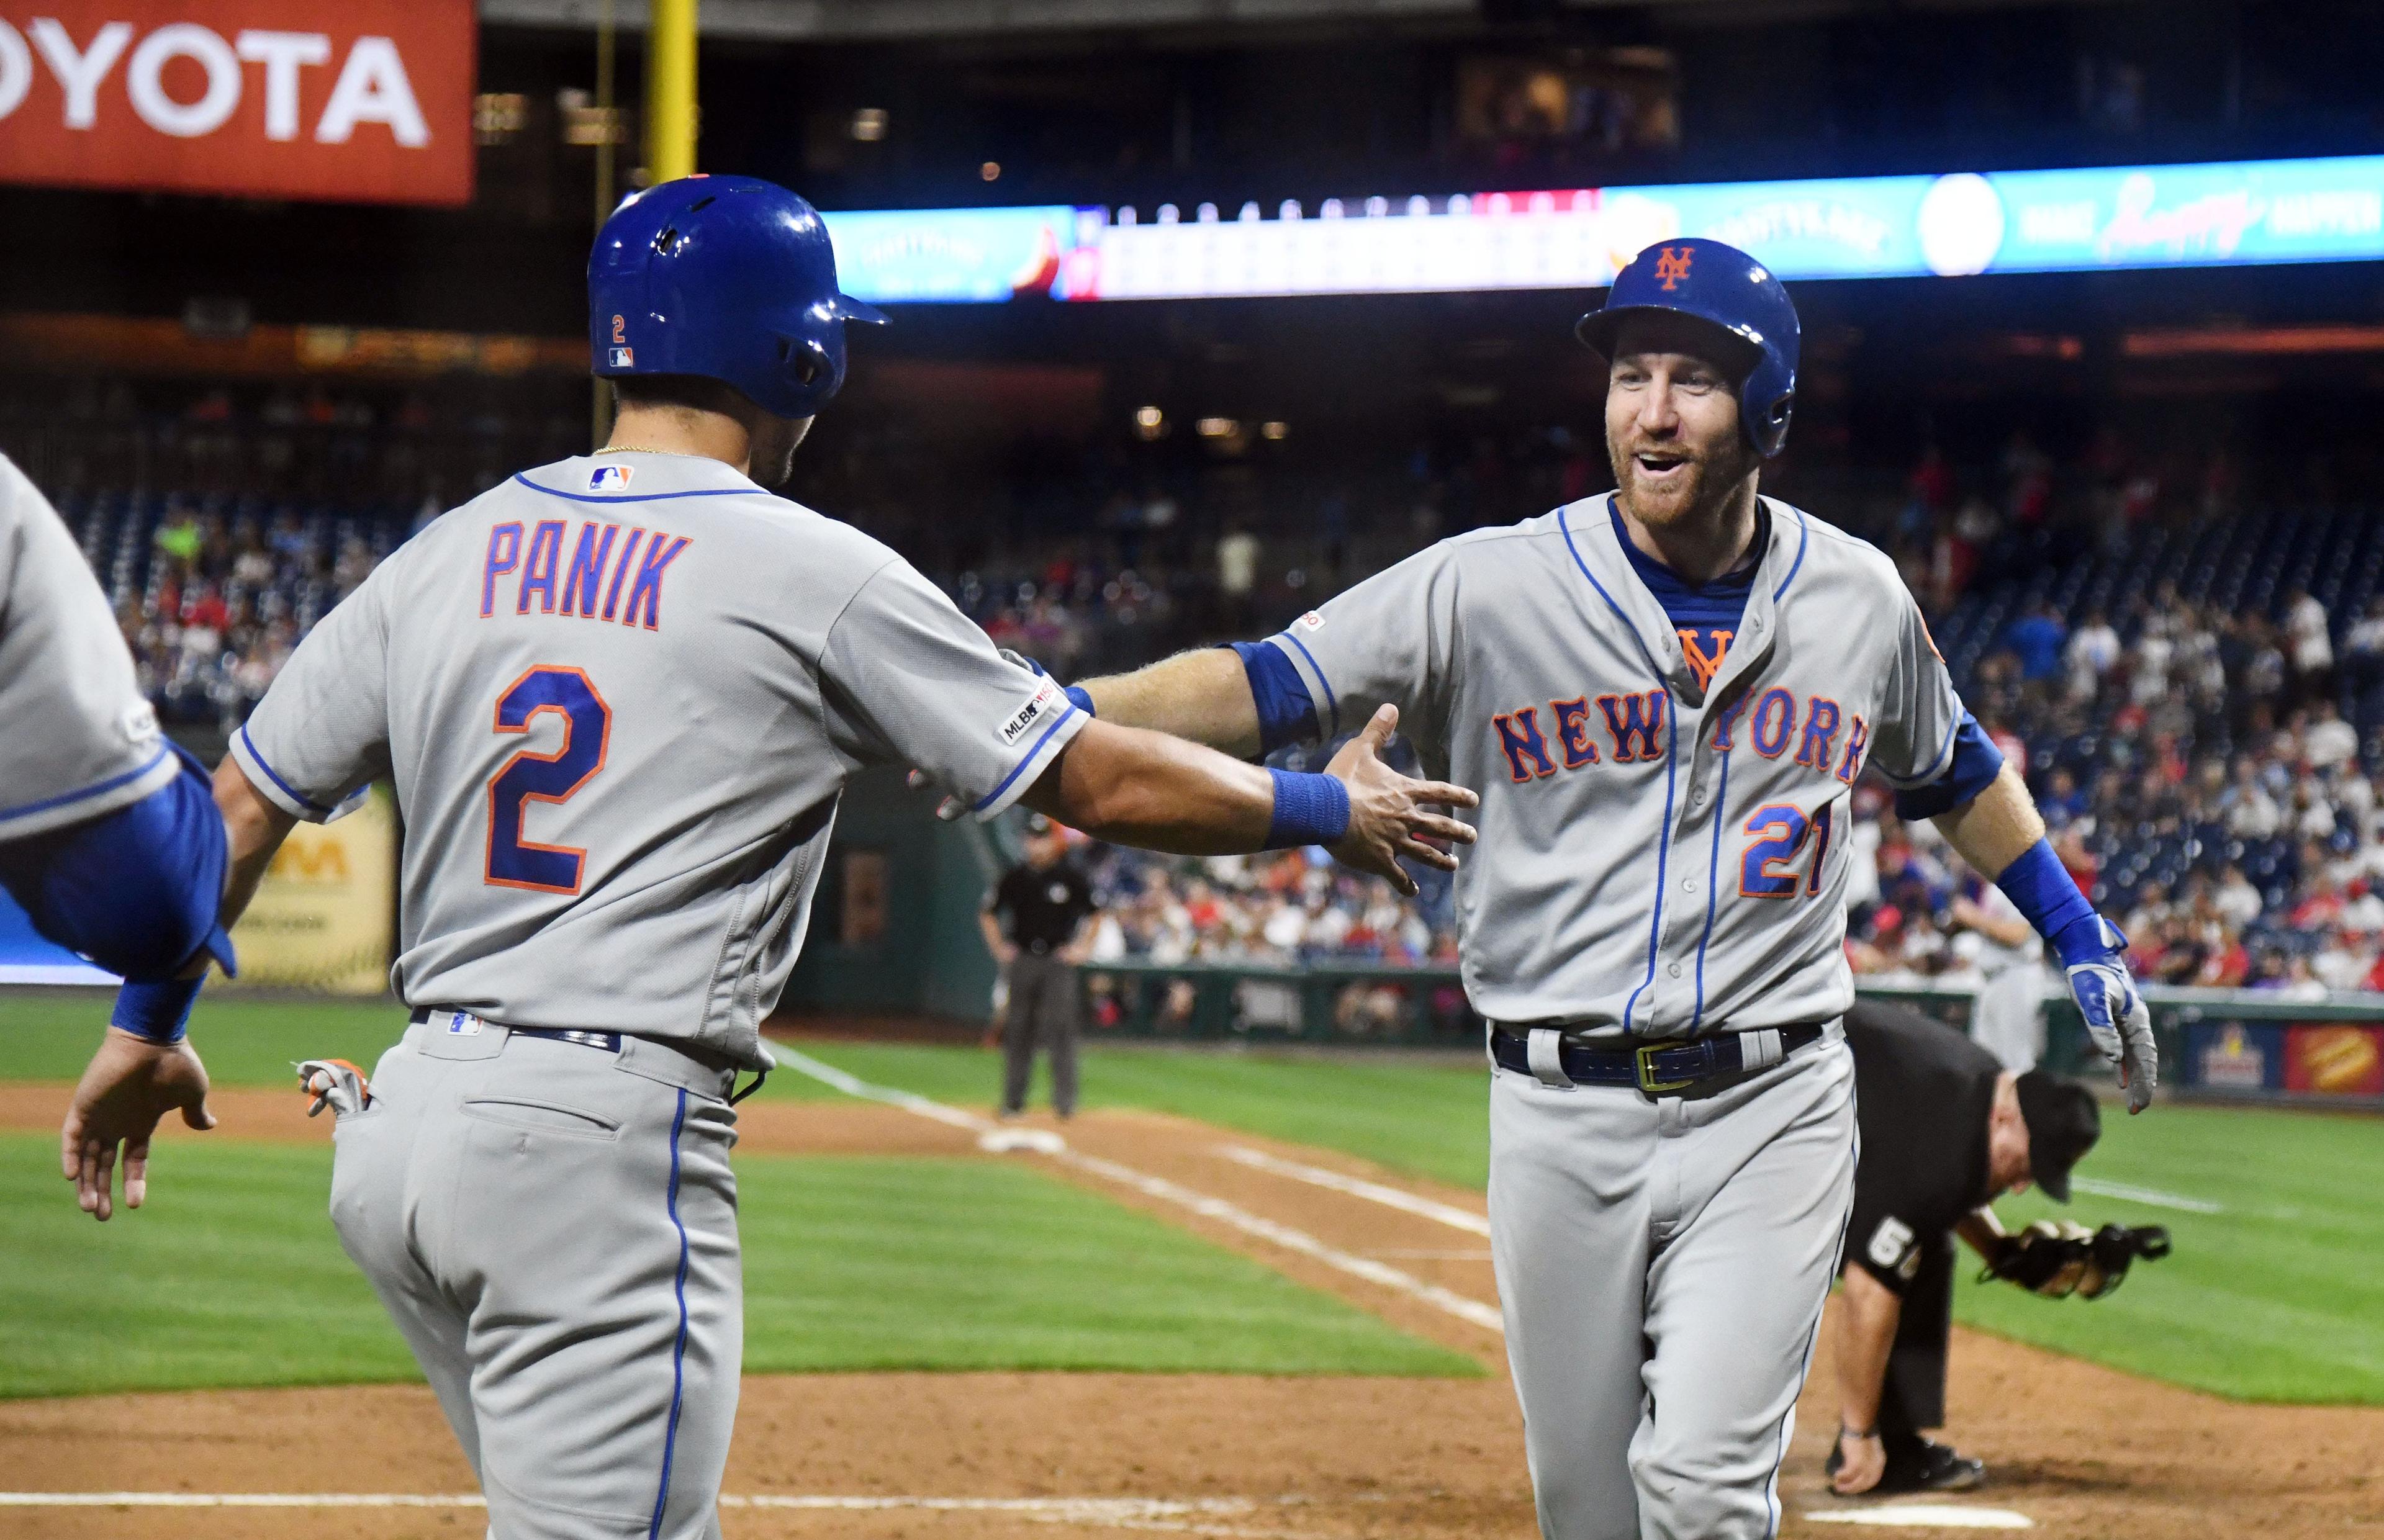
left=2062, top=917, right=2157, bottom=1114
left=296, top=1058, right=374, bottom=1119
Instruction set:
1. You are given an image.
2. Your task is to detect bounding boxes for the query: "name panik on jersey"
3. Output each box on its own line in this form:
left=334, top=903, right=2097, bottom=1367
left=479, top=518, right=692, bottom=629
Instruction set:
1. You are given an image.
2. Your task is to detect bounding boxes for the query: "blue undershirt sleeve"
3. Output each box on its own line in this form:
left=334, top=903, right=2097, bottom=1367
left=1891, top=711, right=2006, bottom=820
left=1227, top=641, right=1320, bottom=755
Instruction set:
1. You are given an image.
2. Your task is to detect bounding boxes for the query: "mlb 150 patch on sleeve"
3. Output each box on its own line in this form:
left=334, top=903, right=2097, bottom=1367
left=998, top=680, right=1063, bottom=747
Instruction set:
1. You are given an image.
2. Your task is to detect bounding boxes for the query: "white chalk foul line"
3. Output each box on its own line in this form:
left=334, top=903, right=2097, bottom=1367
left=0, top=1493, right=1292, bottom=1533
left=1803, top=1503, right=2033, bottom=1529
left=1060, top=1148, right=1507, bottom=1334
left=2066, top=1176, right=2224, bottom=1214
left=773, top=1048, right=1506, bottom=1335
left=0, top=1506, right=489, bottom=1516
left=1215, top=1145, right=1492, bottom=1238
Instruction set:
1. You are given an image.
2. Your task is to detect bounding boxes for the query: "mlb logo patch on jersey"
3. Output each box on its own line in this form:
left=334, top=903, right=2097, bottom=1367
left=607, top=346, right=635, bottom=367
left=998, top=680, right=1062, bottom=747
left=588, top=463, right=635, bottom=492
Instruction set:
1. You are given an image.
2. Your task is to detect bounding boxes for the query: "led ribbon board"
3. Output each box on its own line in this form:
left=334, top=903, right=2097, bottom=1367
left=826, top=155, right=2384, bottom=304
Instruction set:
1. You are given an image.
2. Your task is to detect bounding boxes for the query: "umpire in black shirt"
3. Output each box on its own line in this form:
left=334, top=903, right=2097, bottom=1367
left=981, top=814, right=1098, bottom=1119
left=1829, top=997, right=2102, bottom=1497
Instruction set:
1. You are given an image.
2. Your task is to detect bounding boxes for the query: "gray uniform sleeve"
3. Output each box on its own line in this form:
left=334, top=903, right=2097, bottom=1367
left=822, top=558, right=1088, bottom=821
left=1865, top=597, right=1964, bottom=788
left=230, top=565, right=395, bottom=822
left=1262, top=542, right=1461, bottom=759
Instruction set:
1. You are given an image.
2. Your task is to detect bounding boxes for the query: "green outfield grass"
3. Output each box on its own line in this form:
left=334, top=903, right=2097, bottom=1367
left=1951, top=1101, right=2384, bottom=1405
left=0, top=993, right=405, bottom=1089
left=776, top=1038, right=1496, bottom=1188
left=0, top=1132, right=1473, bottom=1398
left=0, top=997, right=1497, bottom=1186
left=774, top=1040, right=2384, bottom=1405
left=9, top=997, right=2382, bottom=1403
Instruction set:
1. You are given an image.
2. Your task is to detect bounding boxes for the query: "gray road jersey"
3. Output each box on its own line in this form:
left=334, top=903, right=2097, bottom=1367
left=0, top=454, right=174, bottom=840
left=232, top=453, right=1085, bottom=1069
left=1268, top=495, right=1962, bottom=1038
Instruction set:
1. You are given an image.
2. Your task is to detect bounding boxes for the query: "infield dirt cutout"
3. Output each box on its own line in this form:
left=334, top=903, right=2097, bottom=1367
left=1, top=1082, right=2378, bottom=1539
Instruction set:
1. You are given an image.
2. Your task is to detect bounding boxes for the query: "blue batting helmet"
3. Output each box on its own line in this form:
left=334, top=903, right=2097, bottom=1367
left=589, top=174, right=887, bottom=420
left=1574, top=238, right=1800, bottom=458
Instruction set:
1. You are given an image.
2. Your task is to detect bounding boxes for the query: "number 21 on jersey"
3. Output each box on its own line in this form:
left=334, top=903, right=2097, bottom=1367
left=1739, top=800, right=1834, bottom=899
left=485, top=665, right=611, bottom=893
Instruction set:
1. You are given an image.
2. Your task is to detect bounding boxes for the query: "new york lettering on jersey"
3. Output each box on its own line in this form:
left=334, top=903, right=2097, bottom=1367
left=1490, top=685, right=1869, bottom=787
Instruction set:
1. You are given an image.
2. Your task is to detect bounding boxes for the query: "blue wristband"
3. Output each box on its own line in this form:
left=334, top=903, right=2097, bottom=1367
left=111, top=977, right=205, bottom=1045
left=1265, top=768, right=1351, bottom=850
left=1994, top=839, right=2103, bottom=967
left=1063, top=685, right=1095, bottom=716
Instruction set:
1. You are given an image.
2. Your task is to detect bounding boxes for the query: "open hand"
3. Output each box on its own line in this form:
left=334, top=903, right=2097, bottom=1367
left=2064, top=917, right=2157, bottom=1114
left=1324, top=705, right=1479, bottom=897
left=60, top=1027, right=216, bottom=1220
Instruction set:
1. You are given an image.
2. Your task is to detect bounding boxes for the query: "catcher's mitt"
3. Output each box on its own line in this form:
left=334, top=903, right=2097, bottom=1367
left=1978, top=1220, right=2171, bottom=1299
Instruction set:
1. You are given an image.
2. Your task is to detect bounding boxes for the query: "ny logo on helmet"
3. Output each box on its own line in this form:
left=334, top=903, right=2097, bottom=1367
left=1653, top=246, right=1694, bottom=290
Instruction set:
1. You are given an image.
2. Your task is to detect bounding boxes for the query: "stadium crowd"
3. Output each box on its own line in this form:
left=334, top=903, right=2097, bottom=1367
left=20, top=386, right=2384, bottom=999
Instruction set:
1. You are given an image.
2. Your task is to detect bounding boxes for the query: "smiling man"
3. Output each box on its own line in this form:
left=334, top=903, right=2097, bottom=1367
left=1049, top=237, right=2157, bottom=1538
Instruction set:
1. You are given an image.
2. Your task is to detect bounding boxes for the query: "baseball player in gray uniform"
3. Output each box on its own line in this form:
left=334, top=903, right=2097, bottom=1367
left=1060, top=240, right=2157, bottom=1538
left=0, top=454, right=237, bottom=1221
left=176, top=176, right=1474, bottom=1540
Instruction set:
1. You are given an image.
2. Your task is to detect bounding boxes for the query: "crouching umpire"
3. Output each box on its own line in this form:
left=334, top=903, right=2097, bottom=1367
left=1830, top=997, right=2169, bottom=1496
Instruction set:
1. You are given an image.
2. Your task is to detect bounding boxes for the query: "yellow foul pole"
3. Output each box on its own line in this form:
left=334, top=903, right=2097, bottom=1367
left=645, top=0, right=697, bottom=182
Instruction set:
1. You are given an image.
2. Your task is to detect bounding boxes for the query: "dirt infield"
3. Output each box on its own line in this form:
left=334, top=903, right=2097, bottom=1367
left=3, top=1086, right=2379, bottom=1539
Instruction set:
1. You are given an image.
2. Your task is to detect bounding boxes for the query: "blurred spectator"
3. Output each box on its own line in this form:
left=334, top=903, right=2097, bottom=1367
left=2063, top=609, right=2120, bottom=703
left=2002, top=602, right=2067, bottom=685
left=1215, top=519, right=1261, bottom=631
left=2285, top=586, right=2334, bottom=706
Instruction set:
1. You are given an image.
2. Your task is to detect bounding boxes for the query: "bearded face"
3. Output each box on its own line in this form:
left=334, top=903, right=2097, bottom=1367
left=1602, top=312, right=1761, bottom=531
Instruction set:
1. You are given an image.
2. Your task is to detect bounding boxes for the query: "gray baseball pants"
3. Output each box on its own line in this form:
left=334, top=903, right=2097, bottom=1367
left=1001, top=950, right=1080, bottom=1115
left=1488, top=1028, right=1857, bottom=1540
left=326, top=1015, right=742, bottom=1540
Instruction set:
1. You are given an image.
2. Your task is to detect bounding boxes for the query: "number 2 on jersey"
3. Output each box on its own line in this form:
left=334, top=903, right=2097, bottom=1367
left=1738, top=800, right=1833, bottom=899
left=486, top=665, right=612, bottom=893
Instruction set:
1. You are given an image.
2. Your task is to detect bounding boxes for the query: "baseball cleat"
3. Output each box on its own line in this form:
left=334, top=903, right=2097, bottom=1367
left=1878, top=1439, right=1986, bottom=1494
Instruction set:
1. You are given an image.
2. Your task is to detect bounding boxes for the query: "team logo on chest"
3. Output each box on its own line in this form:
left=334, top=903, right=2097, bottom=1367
left=1677, top=625, right=1733, bottom=691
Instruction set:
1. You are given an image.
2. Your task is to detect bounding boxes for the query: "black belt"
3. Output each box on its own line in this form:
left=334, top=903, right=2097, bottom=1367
left=1489, top=1023, right=1825, bottom=1094
left=407, top=1009, right=767, bottom=1104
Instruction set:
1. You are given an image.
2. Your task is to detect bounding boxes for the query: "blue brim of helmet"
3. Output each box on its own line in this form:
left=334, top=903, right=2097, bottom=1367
left=1575, top=304, right=1761, bottom=373
left=831, top=293, right=890, bottom=326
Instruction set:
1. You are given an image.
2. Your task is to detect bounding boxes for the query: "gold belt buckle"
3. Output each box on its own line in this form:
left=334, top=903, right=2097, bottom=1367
left=1635, top=1042, right=1699, bottom=1095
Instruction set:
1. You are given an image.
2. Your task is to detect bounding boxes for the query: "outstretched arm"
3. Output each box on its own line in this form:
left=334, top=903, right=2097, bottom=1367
left=1021, top=705, right=1474, bottom=898
left=1077, top=648, right=1262, bottom=758
left=62, top=759, right=296, bottom=1220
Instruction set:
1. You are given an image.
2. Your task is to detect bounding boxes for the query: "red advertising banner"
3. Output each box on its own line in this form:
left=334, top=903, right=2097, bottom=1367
left=2283, top=1024, right=2384, bottom=1097
left=0, top=0, right=474, bottom=205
